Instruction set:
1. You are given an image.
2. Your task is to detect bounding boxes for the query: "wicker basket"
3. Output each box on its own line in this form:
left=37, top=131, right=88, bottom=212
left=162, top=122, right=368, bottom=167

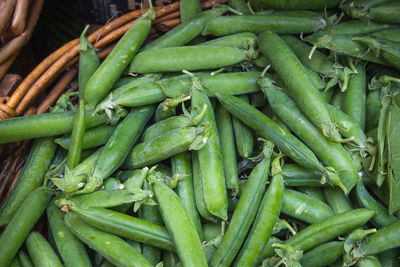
left=0, top=0, right=227, bottom=228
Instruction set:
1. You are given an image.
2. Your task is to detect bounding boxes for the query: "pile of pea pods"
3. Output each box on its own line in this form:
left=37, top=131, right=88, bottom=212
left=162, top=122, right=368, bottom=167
left=1, top=0, right=400, bottom=266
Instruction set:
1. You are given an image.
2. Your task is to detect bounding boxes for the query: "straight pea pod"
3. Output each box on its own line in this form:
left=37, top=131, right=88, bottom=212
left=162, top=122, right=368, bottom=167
left=26, top=232, right=63, bottom=267
left=232, top=95, right=254, bottom=159
left=300, top=241, right=345, bottom=267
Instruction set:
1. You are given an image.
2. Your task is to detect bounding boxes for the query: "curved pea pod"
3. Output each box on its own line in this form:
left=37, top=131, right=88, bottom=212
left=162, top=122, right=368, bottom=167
left=264, top=84, right=359, bottom=194
left=55, top=125, right=115, bottom=150
left=210, top=142, right=273, bottom=267
left=260, top=31, right=341, bottom=142
left=26, top=232, right=63, bottom=267
left=233, top=157, right=284, bottom=267
left=123, top=125, right=208, bottom=169
left=84, top=8, right=155, bottom=106
left=141, top=116, right=191, bottom=142
left=130, top=46, right=250, bottom=74
left=216, top=93, right=325, bottom=173
left=356, top=180, right=398, bottom=227
left=0, top=187, right=52, bottom=266
left=65, top=212, right=152, bottom=267
left=378, top=248, right=400, bottom=267
left=199, top=32, right=257, bottom=49
left=286, top=209, right=375, bottom=252
left=191, top=85, right=228, bottom=221
left=232, top=95, right=254, bottom=158
left=300, top=241, right=345, bottom=267
left=47, top=202, right=92, bottom=267
left=0, top=137, right=56, bottom=226
left=191, top=151, right=217, bottom=222
left=144, top=6, right=227, bottom=50
left=249, top=0, right=341, bottom=9
left=90, top=105, right=155, bottom=186
left=172, top=152, right=203, bottom=238
left=282, top=189, right=334, bottom=224
left=70, top=206, right=174, bottom=251
left=215, top=104, right=239, bottom=195
left=343, top=62, right=367, bottom=130
left=151, top=178, right=208, bottom=267
left=323, top=187, right=353, bottom=214
left=0, top=108, right=110, bottom=144
left=202, top=15, right=327, bottom=36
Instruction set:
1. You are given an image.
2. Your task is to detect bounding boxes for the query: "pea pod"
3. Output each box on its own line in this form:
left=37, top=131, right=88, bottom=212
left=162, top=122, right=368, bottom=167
left=282, top=164, right=323, bottom=180
left=232, top=95, right=254, bottom=158
left=300, top=241, right=345, bottom=267
left=234, top=157, right=284, bottom=267
left=297, top=186, right=326, bottom=202
left=260, top=31, right=341, bottom=142
left=282, top=189, right=334, bottom=224
left=264, top=84, right=359, bottom=193
left=84, top=7, right=155, bottom=106
left=141, top=116, right=192, bottom=142
left=216, top=94, right=325, bottom=173
left=348, top=2, right=400, bottom=24
left=199, top=32, right=256, bottom=49
left=65, top=212, right=151, bottom=267
left=210, top=142, right=273, bottom=267
left=202, top=15, right=327, bottom=36
left=172, top=152, right=203, bottom=238
left=191, top=83, right=228, bottom=221
left=378, top=248, right=400, bottom=267
left=323, top=187, right=353, bottom=214
left=0, top=109, right=111, bottom=144
left=18, top=251, right=33, bottom=267
left=356, top=256, right=383, bottom=267
left=55, top=125, right=116, bottom=150
left=366, top=89, right=382, bottom=131
left=286, top=209, right=375, bottom=252
left=130, top=46, right=250, bottom=74
left=0, top=187, right=52, bottom=266
left=67, top=101, right=86, bottom=168
left=249, top=0, right=341, bottom=9
left=180, top=0, right=201, bottom=22
left=370, top=27, right=400, bottom=43
left=215, top=104, right=239, bottom=195
left=0, top=137, right=56, bottom=226
left=26, top=232, right=63, bottom=267
left=123, top=125, right=208, bottom=169
left=150, top=176, right=207, bottom=267
left=257, top=237, right=283, bottom=265
left=47, top=202, right=92, bottom=267
left=155, top=95, right=190, bottom=122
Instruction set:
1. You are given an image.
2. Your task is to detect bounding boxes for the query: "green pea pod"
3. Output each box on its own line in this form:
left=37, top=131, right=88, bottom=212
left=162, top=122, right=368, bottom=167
left=343, top=62, right=367, bottom=130
left=202, top=15, right=327, bottom=36
left=84, top=7, right=155, bottom=106
left=356, top=256, right=383, bottom=267
left=257, top=237, right=283, bottom=265
left=116, top=169, right=146, bottom=185
left=67, top=100, right=86, bottom=168
left=370, top=27, right=400, bottom=43
left=249, top=0, right=341, bottom=9
left=56, top=125, right=115, bottom=150
left=154, top=95, right=190, bottom=122
left=229, top=0, right=251, bottom=14
left=180, top=0, right=201, bottom=22
left=232, top=95, right=254, bottom=158
left=260, top=31, right=341, bottom=142
left=353, top=2, right=400, bottom=24
left=191, top=151, right=218, bottom=222
left=26, top=232, right=63, bottom=267
left=0, top=109, right=110, bottom=144
left=282, top=189, right=334, bottom=224
left=210, top=142, right=273, bottom=267
left=356, top=180, right=398, bottom=227
left=366, top=90, right=381, bottom=131
left=216, top=94, right=325, bottom=173
left=144, top=6, right=228, bottom=50
left=90, top=105, right=155, bottom=185
left=264, top=84, right=359, bottom=194
left=18, top=251, right=33, bottom=267
left=123, top=125, right=208, bottom=169
left=191, top=85, right=228, bottom=220
left=172, top=152, right=203, bottom=239
left=130, top=46, right=249, bottom=74
left=378, top=248, right=400, bottom=267
left=215, top=104, right=239, bottom=196
left=65, top=212, right=152, bottom=267
left=141, top=116, right=191, bottom=142
left=234, top=157, right=284, bottom=267
left=0, top=187, right=52, bottom=266
left=9, top=258, right=21, bottom=267
left=78, top=25, right=100, bottom=96
left=286, top=209, right=375, bottom=252
left=323, top=187, right=353, bottom=214
left=321, top=87, right=335, bottom=103
left=331, top=90, right=343, bottom=109
left=297, top=186, right=326, bottom=202
left=47, top=202, right=91, bottom=267
left=69, top=206, right=174, bottom=251
left=199, top=32, right=257, bottom=49
left=163, top=251, right=180, bottom=267
left=0, top=137, right=56, bottom=226
left=282, top=164, right=323, bottom=180
left=300, top=241, right=345, bottom=267
left=151, top=178, right=208, bottom=267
